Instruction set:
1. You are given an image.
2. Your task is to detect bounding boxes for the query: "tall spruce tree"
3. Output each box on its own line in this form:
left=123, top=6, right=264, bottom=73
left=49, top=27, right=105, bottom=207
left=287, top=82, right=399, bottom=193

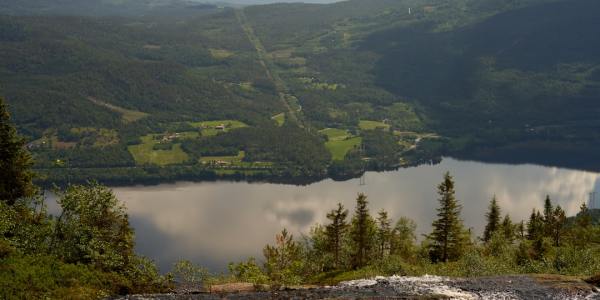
left=325, top=203, right=348, bottom=269
left=483, top=196, right=501, bottom=242
left=573, top=203, right=592, bottom=247
left=543, top=195, right=554, bottom=236
left=376, top=209, right=392, bottom=259
left=0, top=97, right=35, bottom=205
left=551, top=205, right=566, bottom=247
left=429, top=172, right=465, bottom=262
left=501, top=214, right=514, bottom=242
left=350, top=193, right=375, bottom=269
left=527, top=209, right=544, bottom=240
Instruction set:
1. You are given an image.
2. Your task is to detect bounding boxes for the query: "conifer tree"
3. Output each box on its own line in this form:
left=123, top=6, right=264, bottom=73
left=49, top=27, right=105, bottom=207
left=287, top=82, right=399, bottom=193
left=573, top=203, right=592, bottom=248
left=350, top=193, right=375, bottom=269
left=483, top=196, right=501, bottom=242
left=263, top=228, right=302, bottom=283
left=376, top=209, right=392, bottom=259
left=576, top=203, right=592, bottom=228
left=428, top=172, right=465, bottom=262
left=0, top=97, right=35, bottom=205
left=552, top=205, right=566, bottom=247
left=501, top=214, right=514, bottom=243
left=527, top=209, right=544, bottom=240
left=391, top=217, right=417, bottom=259
left=543, top=195, right=555, bottom=236
left=517, top=220, right=525, bottom=239
left=325, top=203, right=348, bottom=269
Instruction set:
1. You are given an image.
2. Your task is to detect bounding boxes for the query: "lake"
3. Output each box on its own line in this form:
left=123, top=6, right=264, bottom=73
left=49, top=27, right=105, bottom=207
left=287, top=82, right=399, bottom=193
left=53, top=158, right=600, bottom=272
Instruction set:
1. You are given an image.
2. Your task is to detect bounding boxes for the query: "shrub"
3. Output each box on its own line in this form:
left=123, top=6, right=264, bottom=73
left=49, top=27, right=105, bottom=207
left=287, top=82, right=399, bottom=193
left=228, top=257, right=270, bottom=284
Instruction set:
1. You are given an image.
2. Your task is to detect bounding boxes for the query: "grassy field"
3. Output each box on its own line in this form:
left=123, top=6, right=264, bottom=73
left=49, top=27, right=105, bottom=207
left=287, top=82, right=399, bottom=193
left=201, top=151, right=245, bottom=164
left=359, top=120, right=390, bottom=131
left=320, top=128, right=350, bottom=141
left=325, top=137, right=362, bottom=161
left=272, top=113, right=285, bottom=126
left=128, top=135, right=189, bottom=166
left=189, top=120, right=248, bottom=137
left=201, top=151, right=273, bottom=169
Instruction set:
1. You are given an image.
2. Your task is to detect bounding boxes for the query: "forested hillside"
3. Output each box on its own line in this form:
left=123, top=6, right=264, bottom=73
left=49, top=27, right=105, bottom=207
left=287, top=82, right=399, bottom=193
left=1, top=0, right=599, bottom=185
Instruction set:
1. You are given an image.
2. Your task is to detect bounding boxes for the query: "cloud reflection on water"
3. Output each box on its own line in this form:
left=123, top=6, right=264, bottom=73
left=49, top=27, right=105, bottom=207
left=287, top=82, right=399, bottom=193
left=113, top=158, right=599, bottom=272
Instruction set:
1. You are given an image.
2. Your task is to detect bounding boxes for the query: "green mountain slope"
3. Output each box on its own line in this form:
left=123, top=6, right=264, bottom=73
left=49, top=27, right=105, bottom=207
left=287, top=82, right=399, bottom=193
left=1, top=0, right=600, bottom=184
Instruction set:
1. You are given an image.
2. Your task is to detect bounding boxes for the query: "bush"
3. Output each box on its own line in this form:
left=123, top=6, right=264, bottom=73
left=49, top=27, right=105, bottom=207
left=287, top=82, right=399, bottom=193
left=172, top=260, right=210, bottom=285
left=52, top=183, right=135, bottom=272
left=228, top=258, right=270, bottom=284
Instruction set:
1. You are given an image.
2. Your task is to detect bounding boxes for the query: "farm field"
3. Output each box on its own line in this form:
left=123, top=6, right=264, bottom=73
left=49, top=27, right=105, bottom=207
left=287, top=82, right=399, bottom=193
left=272, top=113, right=285, bottom=126
left=128, top=135, right=189, bottom=166
left=325, top=137, right=362, bottom=161
left=359, top=120, right=390, bottom=131
left=320, top=128, right=351, bottom=141
left=200, top=151, right=246, bottom=164
left=189, top=120, right=248, bottom=137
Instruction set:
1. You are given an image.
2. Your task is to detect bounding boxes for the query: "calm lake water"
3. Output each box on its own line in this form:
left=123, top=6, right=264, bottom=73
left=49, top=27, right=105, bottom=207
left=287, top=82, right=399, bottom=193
left=50, top=158, right=600, bottom=272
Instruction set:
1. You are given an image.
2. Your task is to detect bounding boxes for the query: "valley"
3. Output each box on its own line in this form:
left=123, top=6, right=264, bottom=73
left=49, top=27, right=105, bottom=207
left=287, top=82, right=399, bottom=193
left=1, top=0, right=599, bottom=187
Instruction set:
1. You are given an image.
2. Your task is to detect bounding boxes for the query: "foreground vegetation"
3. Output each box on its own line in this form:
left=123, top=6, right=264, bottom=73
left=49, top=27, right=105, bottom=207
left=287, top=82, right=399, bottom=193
left=208, top=174, right=600, bottom=288
left=0, top=97, right=173, bottom=298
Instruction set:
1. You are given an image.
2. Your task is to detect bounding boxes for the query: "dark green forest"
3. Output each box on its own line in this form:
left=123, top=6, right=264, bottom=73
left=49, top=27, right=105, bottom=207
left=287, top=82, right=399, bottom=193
left=1, top=0, right=600, bottom=185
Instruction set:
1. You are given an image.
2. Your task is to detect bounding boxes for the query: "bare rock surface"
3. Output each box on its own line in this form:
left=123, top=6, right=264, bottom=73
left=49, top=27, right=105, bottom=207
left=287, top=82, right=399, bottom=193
left=116, top=275, right=600, bottom=299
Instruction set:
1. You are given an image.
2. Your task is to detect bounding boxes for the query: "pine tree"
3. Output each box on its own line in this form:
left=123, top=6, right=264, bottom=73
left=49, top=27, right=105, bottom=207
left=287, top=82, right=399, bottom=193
left=325, top=203, right=348, bottom=269
left=543, top=195, right=555, bottom=236
left=428, top=172, right=465, bottom=262
left=376, top=209, right=392, bottom=259
left=501, top=214, right=514, bottom=243
left=0, top=97, right=35, bottom=205
left=527, top=209, right=544, bottom=240
left=350, top=193, right=375, bottom=269
left=576, top=203, right=592, bottom=228
left=573, top=203, right=592, bottom=248
left=391, top=217, right=417, bottom=259
left=263, top=228, right=302, bottom=283
left=552, top=205, right=566, bottom=247
left=483, top=196, right=501, bottom=242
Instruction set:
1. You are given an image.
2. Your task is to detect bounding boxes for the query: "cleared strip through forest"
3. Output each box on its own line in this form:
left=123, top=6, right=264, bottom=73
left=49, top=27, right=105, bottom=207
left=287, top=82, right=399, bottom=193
left=235, top=9, right=302, bottom=126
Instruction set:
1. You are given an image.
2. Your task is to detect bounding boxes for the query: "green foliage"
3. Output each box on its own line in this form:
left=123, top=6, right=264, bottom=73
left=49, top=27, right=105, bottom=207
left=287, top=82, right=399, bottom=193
left=375, top=209, right=392, bottom=259
left=483, top=196, right=501, bottom=242
left=0, top=97, right=36, bottom=205
left=52, top=183, right=134, bottom=272
left=390, top=217, right=417, bottom=260
left=172, top=260, right=210, bottom=285
left=350, top=193, right=377, bottom=269
left=325, top=203, right=349, bottom=269
left=263, top=228, right=304, bottom=285
left=228, top=258, right=270, bottom=284
left=428, top=172, right=466, bottom=262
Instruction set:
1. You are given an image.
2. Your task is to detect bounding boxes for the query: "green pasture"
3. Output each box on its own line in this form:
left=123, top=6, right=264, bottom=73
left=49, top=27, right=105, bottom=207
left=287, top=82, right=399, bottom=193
left=325, top=136, right=362, bottom=161
left=128, top=135, right=189, bottom=166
